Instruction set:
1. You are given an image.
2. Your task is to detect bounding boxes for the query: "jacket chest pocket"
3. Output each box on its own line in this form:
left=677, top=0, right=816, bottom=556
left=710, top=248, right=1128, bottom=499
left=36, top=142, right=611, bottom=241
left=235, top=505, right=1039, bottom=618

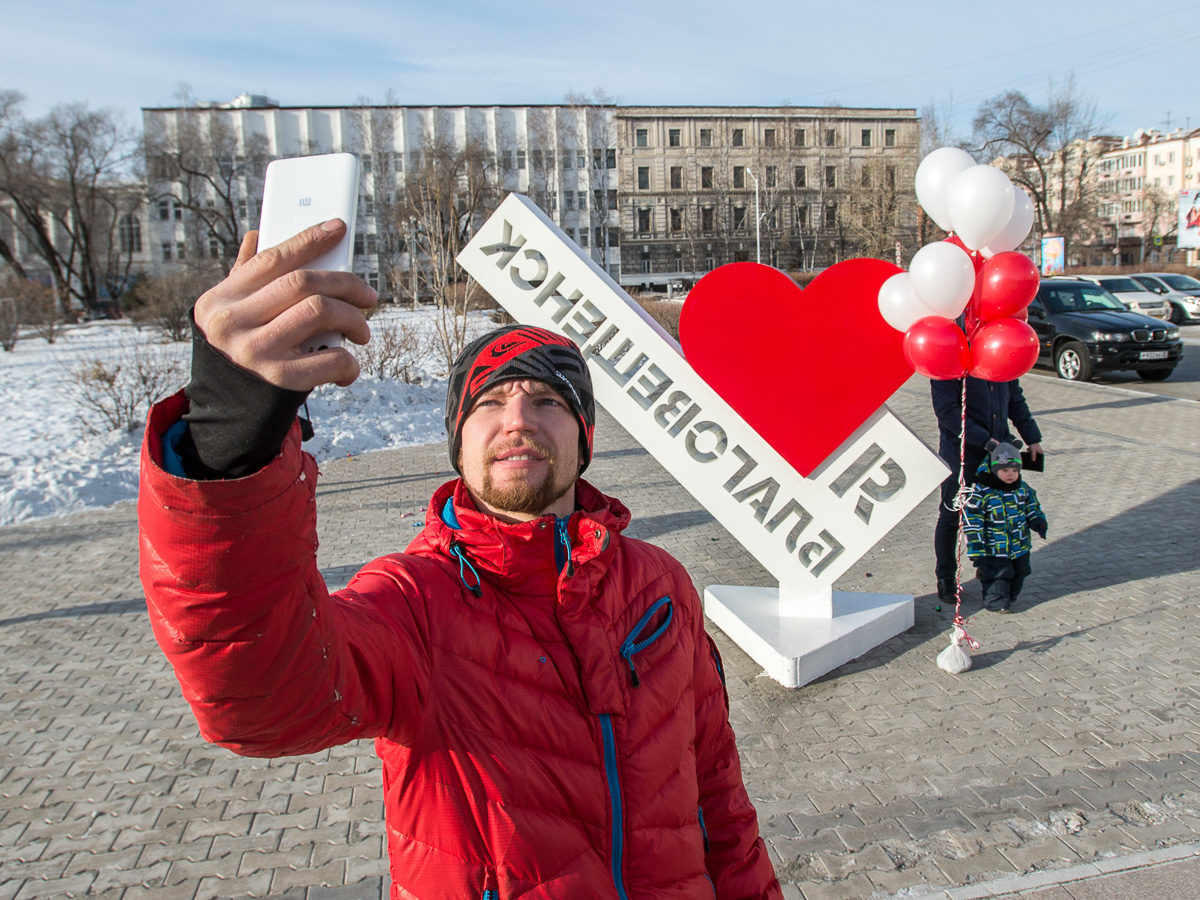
left=620, top=595, right=674, bottom=688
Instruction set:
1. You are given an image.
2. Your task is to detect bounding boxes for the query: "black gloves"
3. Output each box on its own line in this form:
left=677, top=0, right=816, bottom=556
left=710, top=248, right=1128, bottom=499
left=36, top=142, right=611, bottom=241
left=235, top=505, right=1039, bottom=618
left=1030, top=518, right=1048, bottom=539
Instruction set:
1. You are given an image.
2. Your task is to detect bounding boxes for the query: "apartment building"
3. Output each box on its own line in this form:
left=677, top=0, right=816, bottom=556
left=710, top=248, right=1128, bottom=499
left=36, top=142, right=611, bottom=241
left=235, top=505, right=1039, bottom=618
left=1094, top=127, right=1200, bottom=265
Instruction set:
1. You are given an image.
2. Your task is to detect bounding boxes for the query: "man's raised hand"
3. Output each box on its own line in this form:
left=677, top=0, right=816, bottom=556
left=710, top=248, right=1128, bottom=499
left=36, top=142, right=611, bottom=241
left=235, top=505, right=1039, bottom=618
left=194, top=219, right=377, bottom=391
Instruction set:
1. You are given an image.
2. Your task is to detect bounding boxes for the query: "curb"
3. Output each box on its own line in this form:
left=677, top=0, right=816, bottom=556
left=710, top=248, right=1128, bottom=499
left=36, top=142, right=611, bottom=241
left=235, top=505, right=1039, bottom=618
left=939, top=841, right=1200, bottom=899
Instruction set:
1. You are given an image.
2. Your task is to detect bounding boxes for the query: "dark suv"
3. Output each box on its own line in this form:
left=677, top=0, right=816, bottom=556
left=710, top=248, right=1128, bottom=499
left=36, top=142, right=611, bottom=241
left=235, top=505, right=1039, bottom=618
left=1030, top=278, right=1183, bottom=381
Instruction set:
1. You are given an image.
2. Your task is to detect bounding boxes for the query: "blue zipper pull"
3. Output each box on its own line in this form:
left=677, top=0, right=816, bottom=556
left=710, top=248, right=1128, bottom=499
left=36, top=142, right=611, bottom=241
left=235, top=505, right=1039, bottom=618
left=556, top=517, right=574, bottom=576
left=698, top=805, right=711, bottom=853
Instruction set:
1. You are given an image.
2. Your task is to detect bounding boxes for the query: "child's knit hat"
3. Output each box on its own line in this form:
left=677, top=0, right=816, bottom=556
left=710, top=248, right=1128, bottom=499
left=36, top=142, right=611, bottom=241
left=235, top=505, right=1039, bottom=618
left=988, top=442, right=1022, bottom=471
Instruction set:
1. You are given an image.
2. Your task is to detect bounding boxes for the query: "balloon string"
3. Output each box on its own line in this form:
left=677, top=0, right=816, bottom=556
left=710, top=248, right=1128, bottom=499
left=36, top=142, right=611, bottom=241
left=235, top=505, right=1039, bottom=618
left=952, top=376, right=974, bottom=639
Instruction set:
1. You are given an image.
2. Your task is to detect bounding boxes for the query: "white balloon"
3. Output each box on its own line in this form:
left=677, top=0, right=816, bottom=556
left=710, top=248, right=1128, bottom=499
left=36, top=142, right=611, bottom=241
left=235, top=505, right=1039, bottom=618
left=915, top=147, right=976, bottom=232
left=946, top=165, right=1015, bottom=250
left=877, top=272, right=938, bottom=332
left=908, top=241, right=976, bottom=319
left=981, top=189, right=1035, bottom=257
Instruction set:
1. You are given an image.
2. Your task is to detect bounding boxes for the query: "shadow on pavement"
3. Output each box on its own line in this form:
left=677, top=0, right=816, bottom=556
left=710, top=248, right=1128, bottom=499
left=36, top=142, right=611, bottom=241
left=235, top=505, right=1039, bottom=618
left=0, top=597, right=144, bottom=628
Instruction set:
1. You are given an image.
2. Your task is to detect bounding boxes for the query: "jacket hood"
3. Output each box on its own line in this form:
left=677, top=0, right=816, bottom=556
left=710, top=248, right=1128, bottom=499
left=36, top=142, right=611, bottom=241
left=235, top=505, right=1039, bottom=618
left=407, top=477, right=632, bottom=598
left=975, top=459, right=1023, bottom=492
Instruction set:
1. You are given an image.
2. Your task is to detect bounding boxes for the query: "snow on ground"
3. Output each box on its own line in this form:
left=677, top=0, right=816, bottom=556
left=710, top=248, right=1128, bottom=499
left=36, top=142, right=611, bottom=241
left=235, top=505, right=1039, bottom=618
left=0, top=307, right=489, bottom=526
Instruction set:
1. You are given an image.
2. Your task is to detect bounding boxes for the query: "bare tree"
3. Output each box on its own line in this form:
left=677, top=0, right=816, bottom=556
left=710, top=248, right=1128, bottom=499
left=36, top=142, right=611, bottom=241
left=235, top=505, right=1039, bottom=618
left=1142, top=182, right=1175, bottom=258
left=566, top=90, right=619, bottom=272
left=143, top=91, right=271, bottom=268
left=395, top=123, right=501, bottom=369
left=972, top=76, right=1111, bottom=258
left=0, top=93, right=143, bottom=315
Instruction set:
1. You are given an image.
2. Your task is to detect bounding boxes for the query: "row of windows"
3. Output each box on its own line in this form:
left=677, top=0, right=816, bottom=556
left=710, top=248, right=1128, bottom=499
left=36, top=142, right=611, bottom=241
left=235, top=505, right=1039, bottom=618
left=633, top=203, right=838, bottom=234
left=635, top=163, right=897, bottom=191
left=633, top=126, right=898, bottom=149
left=1100, top=153, right=1145, bottom=172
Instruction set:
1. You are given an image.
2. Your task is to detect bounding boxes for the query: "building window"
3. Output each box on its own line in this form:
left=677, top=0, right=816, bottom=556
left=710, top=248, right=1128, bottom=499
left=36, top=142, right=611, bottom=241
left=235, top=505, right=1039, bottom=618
left=637, top=208, right=652, bottom=233
left=173, top=202, right=182, bottom=221
left=578, top=190, right=588, bottom=210
left=764, top=128, right=776, bottom=148
left=118, top=215, right=141, bottom=253
left=861, top=129, right=872, bottom=147
left=517, top=150, right=526, bottom=170
left=670, top=166, right=682, bottom=190
left=766, top=165, right=777, bottom=188
left=825, top=128, right=836, bottom=147
left=796, top=205, right=808, bottom=229
left=704, top=245, right=714, bottom=270
left=733, top=206, right=747, bottom=230
left=563, top=149, right=573, bottom=169
left=702, top=207, right=714, bottom=232
left=825, top=165, right=837, bottom=188
left=733, top=166, right=745, bottom=189
left=532, top=149, right=543, bottom=169
left=161, top=242, right=172, bottom=261
left=176, top=241, right=186, bottom=260
left=565, top=192, right=575, bottom=211
left=700, top=128, right=712, bottom=148
left=668, top=129, right=681, bottom=147
left=501, top=150, right=513, bottom=171
left=794, top=127, right=806, bottom=147
left=636, top=129, right=648, bottom=147
left=670, top=208, right=683, bottom=231
left=364, top=195, right=374, bottom=216
left=577, top=150, right=586, bottom=168
left=885, top=129, right=896, bottom=147
left=579, top=228, right=589, bottom=248
left=638, top=167, right=650, bottom=190
left=157, top=199, right=170, bottom=221
left=886, top=165, right=896, bottom=188
left=361, top=154, right=372, bottom=175
left=366, top=272, right=380, bottom=290
left=606, top=148, right=616, bottom=169
left=795, top=166, right=806, bottom=188
left=824, top=203, right=837, bottom=228
left=674, top=248, right=683, bottom=270
left=732, top=128, right=744, bottom=147
left=608, top=189, right=617, bottom=210
left=701, top=167, right=714, bottom=189
left=640, top=254, right=651, bottom=275
left=208, top=236, right=220, bottom=259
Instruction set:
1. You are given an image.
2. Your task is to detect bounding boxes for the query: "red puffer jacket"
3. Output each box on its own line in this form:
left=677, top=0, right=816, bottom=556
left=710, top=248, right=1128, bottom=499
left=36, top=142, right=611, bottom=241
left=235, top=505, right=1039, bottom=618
left=139, top=391, right=781, bottom=900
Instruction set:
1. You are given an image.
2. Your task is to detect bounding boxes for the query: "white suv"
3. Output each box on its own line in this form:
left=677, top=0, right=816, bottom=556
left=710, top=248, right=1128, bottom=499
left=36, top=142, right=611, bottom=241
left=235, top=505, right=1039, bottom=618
left=1072, top=275, right=1169, bottom=319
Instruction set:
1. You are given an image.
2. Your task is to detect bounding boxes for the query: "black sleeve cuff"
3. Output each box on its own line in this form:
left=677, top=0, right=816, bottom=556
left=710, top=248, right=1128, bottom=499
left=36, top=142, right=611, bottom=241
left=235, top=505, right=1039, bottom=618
left=180, top=313, right=311, bottom=480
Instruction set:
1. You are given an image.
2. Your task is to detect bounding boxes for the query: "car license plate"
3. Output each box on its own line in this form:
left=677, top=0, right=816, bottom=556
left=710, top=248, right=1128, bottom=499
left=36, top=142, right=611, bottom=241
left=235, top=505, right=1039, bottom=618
left=1140, top=351, right=1168, bottom=360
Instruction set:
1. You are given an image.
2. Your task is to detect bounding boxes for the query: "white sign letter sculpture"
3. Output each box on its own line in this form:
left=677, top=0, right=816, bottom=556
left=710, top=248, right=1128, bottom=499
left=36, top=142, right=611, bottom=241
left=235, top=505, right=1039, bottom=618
left=459, top=195, right=947, bottom=687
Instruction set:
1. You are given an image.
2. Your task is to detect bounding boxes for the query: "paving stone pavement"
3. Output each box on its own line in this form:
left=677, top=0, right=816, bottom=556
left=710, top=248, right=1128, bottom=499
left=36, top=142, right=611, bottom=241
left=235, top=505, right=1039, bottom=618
left=1, top=372, right=1197, bottom=900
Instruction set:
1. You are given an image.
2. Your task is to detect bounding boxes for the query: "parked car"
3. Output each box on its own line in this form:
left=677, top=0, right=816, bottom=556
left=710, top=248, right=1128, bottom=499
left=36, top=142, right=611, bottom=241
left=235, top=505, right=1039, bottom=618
left=1030, top=278, right=1183, bottom=381
left=1128, top=272, right=1200, bottom=324
left=1071, top=274, right=1170, bottom=318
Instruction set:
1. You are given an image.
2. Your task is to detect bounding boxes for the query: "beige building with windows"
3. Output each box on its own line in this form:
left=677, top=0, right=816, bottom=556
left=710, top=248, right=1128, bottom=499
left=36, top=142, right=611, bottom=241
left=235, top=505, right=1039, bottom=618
left=616, top=106, right=921, bottom=289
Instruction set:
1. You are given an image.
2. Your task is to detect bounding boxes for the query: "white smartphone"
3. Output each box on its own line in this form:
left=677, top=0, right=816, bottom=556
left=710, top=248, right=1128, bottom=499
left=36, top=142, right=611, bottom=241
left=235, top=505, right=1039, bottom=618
left=257, top=152, right=360, bottom=353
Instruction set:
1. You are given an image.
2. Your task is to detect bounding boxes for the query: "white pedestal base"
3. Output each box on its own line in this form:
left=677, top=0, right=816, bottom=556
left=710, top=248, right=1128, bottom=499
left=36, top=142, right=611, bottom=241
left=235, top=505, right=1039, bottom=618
left=704, top=585, right=914, bottom=689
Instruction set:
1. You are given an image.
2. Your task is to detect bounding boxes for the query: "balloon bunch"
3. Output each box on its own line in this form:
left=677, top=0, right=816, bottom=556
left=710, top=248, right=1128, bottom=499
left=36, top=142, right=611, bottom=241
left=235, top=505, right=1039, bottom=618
left=877, top=147, right=1040, bottom=382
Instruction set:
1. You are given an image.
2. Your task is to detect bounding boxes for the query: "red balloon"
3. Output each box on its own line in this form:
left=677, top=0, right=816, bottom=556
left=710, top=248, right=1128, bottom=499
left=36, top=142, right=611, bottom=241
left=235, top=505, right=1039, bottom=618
left=970, top=318, right=1040, bottom=381
left=944, top=235, right=985, bottom=273
left=974, top=252, right=1039, bottom=323
left=903, top=316, right=972, bottom=380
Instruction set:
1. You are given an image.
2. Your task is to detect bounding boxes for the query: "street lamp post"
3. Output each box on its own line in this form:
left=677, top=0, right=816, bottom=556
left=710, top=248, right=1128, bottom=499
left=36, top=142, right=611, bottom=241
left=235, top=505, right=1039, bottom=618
left=746, top=166, right=761, bottom=264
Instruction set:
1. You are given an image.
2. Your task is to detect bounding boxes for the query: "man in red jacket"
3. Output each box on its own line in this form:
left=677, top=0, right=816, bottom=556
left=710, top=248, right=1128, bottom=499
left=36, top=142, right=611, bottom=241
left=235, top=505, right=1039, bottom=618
left=139, top=220, right=782, bottom=899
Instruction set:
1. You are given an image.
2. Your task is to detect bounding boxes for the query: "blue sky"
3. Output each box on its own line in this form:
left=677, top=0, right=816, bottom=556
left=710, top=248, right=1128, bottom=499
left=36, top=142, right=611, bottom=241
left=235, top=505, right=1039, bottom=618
left=5, top=0, right=1200, bottom=142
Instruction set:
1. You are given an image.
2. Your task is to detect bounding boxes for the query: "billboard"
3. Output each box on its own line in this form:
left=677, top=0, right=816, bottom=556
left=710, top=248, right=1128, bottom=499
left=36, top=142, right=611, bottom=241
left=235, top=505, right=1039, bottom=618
left=1180, top=189, right=1200, bottom=249
left=1041, top=236, right=1065, bottom=275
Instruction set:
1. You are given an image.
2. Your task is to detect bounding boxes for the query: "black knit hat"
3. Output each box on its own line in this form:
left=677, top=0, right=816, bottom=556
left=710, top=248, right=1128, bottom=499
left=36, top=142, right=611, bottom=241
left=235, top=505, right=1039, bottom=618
left=445, top=325, right=595, bottom=475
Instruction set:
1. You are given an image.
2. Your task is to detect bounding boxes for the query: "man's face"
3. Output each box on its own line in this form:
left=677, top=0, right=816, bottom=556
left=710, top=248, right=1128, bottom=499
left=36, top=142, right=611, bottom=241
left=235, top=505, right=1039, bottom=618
left=458, top=379, right=581, bottom=523
left=995, top=466, right=1021, bottom=484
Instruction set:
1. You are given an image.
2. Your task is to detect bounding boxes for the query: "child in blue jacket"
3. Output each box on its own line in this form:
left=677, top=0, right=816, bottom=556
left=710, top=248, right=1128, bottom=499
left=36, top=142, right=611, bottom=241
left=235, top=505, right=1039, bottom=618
left=962, top=442, right=1048, bottom=613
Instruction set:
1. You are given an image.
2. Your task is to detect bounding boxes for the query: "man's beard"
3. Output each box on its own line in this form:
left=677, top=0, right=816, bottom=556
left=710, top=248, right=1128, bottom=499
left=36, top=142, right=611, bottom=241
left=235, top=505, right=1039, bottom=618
left=477, top=439, right=574, bottom=516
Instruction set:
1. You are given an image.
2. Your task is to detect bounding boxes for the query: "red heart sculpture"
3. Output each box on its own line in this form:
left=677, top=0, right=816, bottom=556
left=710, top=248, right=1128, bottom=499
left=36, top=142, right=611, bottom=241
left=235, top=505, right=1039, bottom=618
left=680, top=260, right=912, bottom=477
